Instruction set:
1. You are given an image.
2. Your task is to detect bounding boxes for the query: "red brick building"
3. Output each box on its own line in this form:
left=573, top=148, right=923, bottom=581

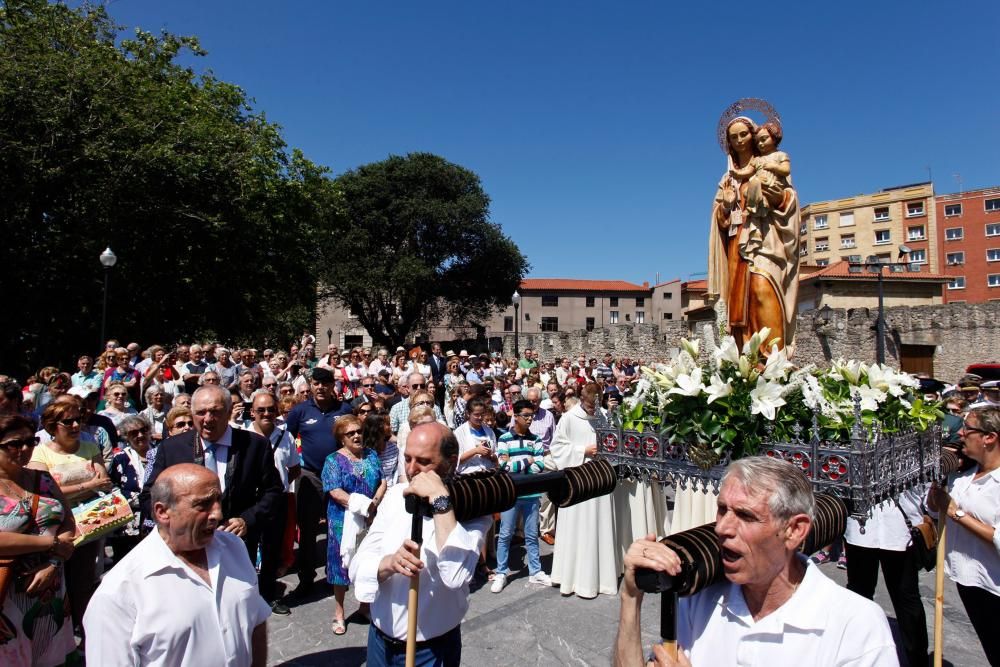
left=936, top=186, right=1000, bottom=303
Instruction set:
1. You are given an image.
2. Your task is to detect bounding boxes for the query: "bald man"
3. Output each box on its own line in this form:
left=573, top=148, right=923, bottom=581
left=85, top=464, right=271, bottom=666
left=350, top=423, right=492, bottom=667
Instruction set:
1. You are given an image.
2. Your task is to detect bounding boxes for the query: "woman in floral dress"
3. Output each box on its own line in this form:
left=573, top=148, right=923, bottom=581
left=0, top=414, right=79, bottom=666
left=321, top=416, right=385, bottom=636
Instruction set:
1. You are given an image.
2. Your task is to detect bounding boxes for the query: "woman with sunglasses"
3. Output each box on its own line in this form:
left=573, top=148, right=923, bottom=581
left=29, top=397, right=112, bottom=632
left=100, top=348, right=139, bottom=403
left=0, top=414, right=79, bottom=666
left=929, top=406, right=1000, bottom=664
left=322, top=416, right=385, bottom=635
left=98, top=381, right=137, bottom=428
left=107, top=415, right=153, bottom=558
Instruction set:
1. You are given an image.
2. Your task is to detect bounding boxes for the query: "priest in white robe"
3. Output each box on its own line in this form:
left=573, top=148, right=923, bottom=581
left=549, top=383, right=621, bottom=598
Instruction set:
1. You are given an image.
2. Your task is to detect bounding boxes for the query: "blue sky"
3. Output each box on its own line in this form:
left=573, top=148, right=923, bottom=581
left=107, top=0, right=1000, bottom=285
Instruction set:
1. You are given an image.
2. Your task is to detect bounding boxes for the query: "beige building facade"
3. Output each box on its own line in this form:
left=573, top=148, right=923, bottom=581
left=797, top=262, right=950, bottom=312
left=800, top=182, right=938, bottom=272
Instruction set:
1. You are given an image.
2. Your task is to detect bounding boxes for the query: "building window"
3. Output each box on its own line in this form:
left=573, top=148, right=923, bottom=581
left=947, top=251, right=965, bottom=265
left=585, top=317, right=595, bottom=331
left=800, top=222, right=807, bottom=235
left=541, top=295, right=558, bottom=307
left=816, top=258, right=830, bottom=267
left=625, top=313, right=631, bottom=322
left=909, top=248, right=927, bottom=264
left=635, top=297, right=645, bottom=307
left=815, top=237, right=829, bottom=252
left=663, top=292, right=672, bottom=299
left=800, top=244, right=809, bottom=256
left=906, top=201, right=925, bottom=217
left=876, top=253, right=891, bottom=263
left=988, top=249, right=1000, bottom=262
left=814, top=215, right=828, bottom=230
left=986, top=198, right=1000, bottom=212
left=585, top=296, right=595, bottom=307
left=663, top=312, right=673, bottom=320
left=344, top=334, right=364, bottom=348
left=988, top=224, right=1000, bottom=237
left=503, top=316, right=513, bottom=332
left=948, top=276, right=966, bottom=290
left=945, top=203, right=962, bottom=217
left=946, top=227, right=964, bottom=241
left=874, top=207, right=890, bottom=222
left=524, top=313, right=530, bottom=321
left=990, top=275, right=1000, bottom=288
left=840, top=234, right=856, bottom=249
left=907, top=225, right=926, bottom=241
left=609, top=297, right=619, bottom=307
left=874, top=229, right=891, bottom=245
left=609, top=310, right=619, bottom=324
left=839, top=212, right=855, bottom=227
left=540, top=317, right=559, bottom=332
left=635, top=311, right=645, bottom=324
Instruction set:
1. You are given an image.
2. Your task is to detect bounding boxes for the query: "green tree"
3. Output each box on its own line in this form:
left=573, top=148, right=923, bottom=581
left=318, top=153, right=528, bottom=348
left=0, top=0, right=338, bottom=375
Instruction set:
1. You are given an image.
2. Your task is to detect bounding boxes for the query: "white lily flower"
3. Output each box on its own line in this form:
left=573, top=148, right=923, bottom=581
left=680, top=338, right=700, bottom=360
left=749, top=377, right=786, bottom=421
left=831, top=359, right=863, bottom=385
left=738, top=356, right=753, bottom=379
left=741, top=327, right=772, bottom=357
left=856, top=385, right=886, bottom=412
left=762, top=345, right=793, bottom=381
left=668, top=368, right=703, bottom=397
left=705, top=373, right=732, bottom=404
left=713, top=336, right=740, bottom=367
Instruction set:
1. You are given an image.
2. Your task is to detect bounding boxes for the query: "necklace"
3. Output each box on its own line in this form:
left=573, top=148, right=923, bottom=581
left=0, top=474, right=30, bottom=505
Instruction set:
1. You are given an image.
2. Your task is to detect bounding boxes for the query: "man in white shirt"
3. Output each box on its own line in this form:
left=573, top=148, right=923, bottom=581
left=350, top=422, right=491, bottom=667
left=614, top=455, right=899, bottom=667
left=84, top=464, right=271, bottom=666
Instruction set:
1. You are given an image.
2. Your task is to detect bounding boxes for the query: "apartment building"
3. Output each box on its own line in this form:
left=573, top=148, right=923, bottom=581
left=799, top=182, right=937, bottom=272
left=936, top=186, right=1000, bottom=304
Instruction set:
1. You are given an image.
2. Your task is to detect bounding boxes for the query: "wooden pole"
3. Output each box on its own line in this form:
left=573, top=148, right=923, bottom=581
left=406, top=509, right=424, bottom=667
left=933, top=514, right=947, bottom=667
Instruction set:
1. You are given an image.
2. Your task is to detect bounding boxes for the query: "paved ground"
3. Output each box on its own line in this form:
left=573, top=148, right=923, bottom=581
left=267, top=538, right=988, bottom=666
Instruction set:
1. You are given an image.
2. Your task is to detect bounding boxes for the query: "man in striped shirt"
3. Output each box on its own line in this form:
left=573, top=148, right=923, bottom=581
left=491, top=399, right=552, bottom=593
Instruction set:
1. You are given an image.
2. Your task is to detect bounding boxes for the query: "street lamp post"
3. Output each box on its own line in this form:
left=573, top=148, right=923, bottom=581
left=863, top=245, right=911, bottom=365
left=512, top=290, right=521, bottom=359
left=99, top=247, right=117, bottom=348
left=326, top=328, right=333, bottom=346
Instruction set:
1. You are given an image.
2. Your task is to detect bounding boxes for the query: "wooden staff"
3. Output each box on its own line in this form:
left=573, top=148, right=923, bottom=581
left=660, top=591, right=678, bottom=660
left=406, top=506, right=423, bottom=667
left=933, top=512, right=946, bottom=667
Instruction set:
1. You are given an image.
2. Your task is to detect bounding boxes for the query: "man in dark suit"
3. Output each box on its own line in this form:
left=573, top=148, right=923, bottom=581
left=140, top=384, right=285, bottom=609
left=428, top=342, right=447, bottom=408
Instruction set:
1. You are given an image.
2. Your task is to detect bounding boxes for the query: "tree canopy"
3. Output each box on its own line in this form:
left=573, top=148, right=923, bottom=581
left=0, top=0, right=338, bottom=374
left=317, top=153, right=528, bottom=348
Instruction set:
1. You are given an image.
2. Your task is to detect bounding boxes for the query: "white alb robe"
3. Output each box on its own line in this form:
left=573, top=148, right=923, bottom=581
left=549, top=404, right=621, bottom=598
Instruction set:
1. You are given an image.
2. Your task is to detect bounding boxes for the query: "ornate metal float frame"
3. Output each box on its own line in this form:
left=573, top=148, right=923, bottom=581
left=595, top=398, right=941, bottom=525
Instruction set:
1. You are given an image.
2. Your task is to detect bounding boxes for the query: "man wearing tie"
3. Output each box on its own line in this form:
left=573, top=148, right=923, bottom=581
left=428, top=342, right=447, bottom=409
left=140, top=384, right=285, bottom=608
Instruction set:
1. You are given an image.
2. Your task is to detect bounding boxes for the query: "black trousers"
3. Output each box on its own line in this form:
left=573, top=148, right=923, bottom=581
left=244, top=494, right=286, bottom=602
left=295, top=468, right=324, bottom=586
left=845, top=543, right=928, bottom=667
left=957, top=583, right=1000, bottom=666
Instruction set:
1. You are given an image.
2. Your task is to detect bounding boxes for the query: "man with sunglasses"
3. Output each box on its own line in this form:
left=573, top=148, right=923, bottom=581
left=245, top=391, right=301, bottom=614
left=389, top=373, right=443, bottom=435
left=351, top=377, right=379, bottom=409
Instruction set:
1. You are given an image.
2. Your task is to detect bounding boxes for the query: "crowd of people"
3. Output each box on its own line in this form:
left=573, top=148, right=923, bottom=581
left=0, top=336, right=998, bottom=665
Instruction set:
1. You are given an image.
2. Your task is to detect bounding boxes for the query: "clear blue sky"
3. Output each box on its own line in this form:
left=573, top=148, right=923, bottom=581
left=107, top=0, right=999, bottom=285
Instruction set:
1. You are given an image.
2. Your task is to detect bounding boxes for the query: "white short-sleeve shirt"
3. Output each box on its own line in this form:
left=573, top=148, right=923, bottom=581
left=84, top=529, right=271, bottom=667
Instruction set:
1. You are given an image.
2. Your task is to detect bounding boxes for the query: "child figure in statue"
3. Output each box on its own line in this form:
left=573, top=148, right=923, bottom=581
left=729, top=121, right=791, bottom=218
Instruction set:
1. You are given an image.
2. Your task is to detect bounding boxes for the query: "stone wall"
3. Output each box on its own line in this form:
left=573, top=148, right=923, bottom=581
left=494, top=302, right=1000, bottom=382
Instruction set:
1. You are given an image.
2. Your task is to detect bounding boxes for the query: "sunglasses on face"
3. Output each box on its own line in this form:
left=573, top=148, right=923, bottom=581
left=411, top=383, right=427, bottom=389
left=172, top=420, right=194, bottom=429
left=1, top=436, right=39, bottom=451
left=57, top=417, right=82, bottom=427
left=126, top=426, right=150, bottom=437
left=110, top=392, right=127, bottom=398
left=254, top=406, right=278, bottom=415
left=517, top=413, right=535, bottom=419
left=962, top=423, right=990, bottom=436
left=342, top=429, right=363, bottom=438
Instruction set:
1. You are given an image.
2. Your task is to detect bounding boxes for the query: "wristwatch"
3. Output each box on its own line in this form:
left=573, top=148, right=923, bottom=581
left=430, top=495, right=453, bottom=515
left=953, top=509, right=966, bottom=520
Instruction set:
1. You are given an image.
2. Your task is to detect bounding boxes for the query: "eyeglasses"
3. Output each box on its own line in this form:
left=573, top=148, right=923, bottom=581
left=57, top=417, right=82, bottom=427
left=0, top=436, right=39, bottom=451
left=362, top=383, right=375, bottom=388
left=358, top=407, right=374, bottom=414
left=125, top=426, right=150, bottom=437
left=517, top=413, right=535, bottom=419
left=263, top=383, right=277, bottom=389
left=254, top=407, right=278, bottom=415
left=410, top=383, right=427, bottom=389
left=342, top=429, right=362, bottom=438
left=110, top=392, right=127, bottom=398
left=414, top=400, right=434, bottom=407
left=172, top=420, right=194, bottom=429
left=961, top=422, right=991, bottom=436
